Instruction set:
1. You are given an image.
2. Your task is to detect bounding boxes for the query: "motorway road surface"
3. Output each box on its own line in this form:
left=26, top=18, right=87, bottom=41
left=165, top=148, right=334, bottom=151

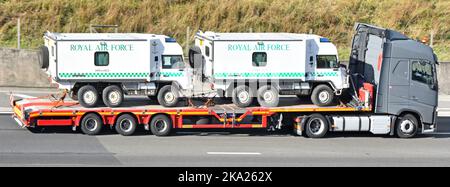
left=0, top=87, right=450, bottom=166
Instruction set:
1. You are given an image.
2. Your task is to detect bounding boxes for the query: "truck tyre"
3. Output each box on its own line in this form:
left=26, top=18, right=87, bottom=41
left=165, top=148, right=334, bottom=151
left=395, top=114, right=418, bottom=138
left=305, top=114, right=329, bottom=138
left=38, top=46, right=49, bottom=69
left=232, top=85, right=254, bottom=108
left=78, top=85, right=99, bottom=108
left=157, top=85, right=180, bottom=107
left=257, top=85, right=279, bottom=107
left=115, top=114, right=137, bottom=136
left=102, top=85, right=124, bottom=108
left=80, top=113, right=103, bottom=135
left=311, top=84, right=335, bottom=106
left=150, top=114, right=173, bottom=136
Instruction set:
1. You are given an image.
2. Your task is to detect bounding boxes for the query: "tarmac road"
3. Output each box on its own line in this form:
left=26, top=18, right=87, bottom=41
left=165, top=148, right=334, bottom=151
left=1, top=114, right=450, bottom=167
left=1, top=87, right=450, bottom=167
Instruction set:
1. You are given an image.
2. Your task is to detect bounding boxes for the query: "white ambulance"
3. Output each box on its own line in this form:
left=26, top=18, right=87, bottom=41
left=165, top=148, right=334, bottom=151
left=40, top=32, right=190, bottom=108
left=189, top=31, right=349, bottom=107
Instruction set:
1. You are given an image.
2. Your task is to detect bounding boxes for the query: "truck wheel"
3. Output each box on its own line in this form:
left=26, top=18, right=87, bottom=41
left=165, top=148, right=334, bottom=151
left=232, top=85, right=254, bottom=108
left=78, top=85, right=99, bottom=108
left=311, top=84, right=334, bottom=106
left=80, top=113, right=103, bottom=135
left=102, top=85, right=124, bottom=108
left=157, top=85, right=180, bottom=107
left=257, top=85, right=279, bottom=107
left=395, top=114, right=418, bottom=138
left=115, top=114, right=137, bottom=136
left=305, top=114, right=329, bottom=138
left=150, top=115, right=173, bottom=136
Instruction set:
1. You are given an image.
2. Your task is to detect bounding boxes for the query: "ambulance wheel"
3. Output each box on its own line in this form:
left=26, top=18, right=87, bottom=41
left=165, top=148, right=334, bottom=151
left=395, top=114, right=418, bottom=138
left=257, top=85, right=279, bottom=107
left=69, top=91, right=78, bottom=101
left=115, top=114, right=137, bottom=136
left=157, top=85, right=180, bottom=107
left=38, top=46, right=49, bottom=69
left=78, top=85, right=99, bottom=108
left=102, top=85, right=124, bottom=108
left=80, top=113, right=103, bottom=135
left=232, top=85, right=254, bottom=108
left=150, top=114, right=173, bottom=136
left=311, top=84, right=334, bottom=106
left=305, top=114, right=329, bottom=138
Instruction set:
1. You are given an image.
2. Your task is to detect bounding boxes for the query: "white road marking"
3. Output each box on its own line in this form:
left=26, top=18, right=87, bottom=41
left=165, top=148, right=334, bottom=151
left=207, top=152, right=262, bottom=155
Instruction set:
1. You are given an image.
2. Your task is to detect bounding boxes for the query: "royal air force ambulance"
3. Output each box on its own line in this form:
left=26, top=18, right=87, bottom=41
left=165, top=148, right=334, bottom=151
left=189, top=31, right=349, bottom=107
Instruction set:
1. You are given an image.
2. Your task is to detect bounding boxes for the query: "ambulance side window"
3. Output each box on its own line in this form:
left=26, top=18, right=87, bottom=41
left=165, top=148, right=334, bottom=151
left=162, top=55, right=185, bottom=69
left=316, top=55, right=338, bottom=69
left=94, top=52, right=109, bottom=66
left=252, top=52, right=267, bottom=67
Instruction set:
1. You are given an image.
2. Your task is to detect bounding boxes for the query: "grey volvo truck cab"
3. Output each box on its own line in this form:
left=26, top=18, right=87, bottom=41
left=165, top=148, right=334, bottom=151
left=349, top=23, right=438, bottom=137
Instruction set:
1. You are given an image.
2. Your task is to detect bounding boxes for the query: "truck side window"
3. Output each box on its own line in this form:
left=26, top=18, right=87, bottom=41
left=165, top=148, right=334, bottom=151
left=411, top=60, right=433, bottom=85
left=252, top=52, right=267, bottom=67
left=316, top=55, right=338, bottom=69
left=162, top=55, right=185, bottom=69
left=94, top=52, right=109, bottom=66
left=205, top=46, right=210, bottom=57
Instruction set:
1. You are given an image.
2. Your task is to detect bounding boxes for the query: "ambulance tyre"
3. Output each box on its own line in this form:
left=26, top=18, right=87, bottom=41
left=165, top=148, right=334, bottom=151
left=102, top=85, right=124, bottom=108
left=311, top=84, right=334, bottom=106
left=39, top=46, right=49, bottom=69
left=157, top=85, right=180, bottom=107
left=69, top=91, right=78, bottom=101
left=232, top=85, right=254, bottom=108
left=257, top=85, right=279, bottom=107
left=78, top=85, right=99, bottom=108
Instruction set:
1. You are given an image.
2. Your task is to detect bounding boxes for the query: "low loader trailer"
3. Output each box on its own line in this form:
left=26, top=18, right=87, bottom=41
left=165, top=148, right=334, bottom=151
left=10, top=23, right=438, bottom=138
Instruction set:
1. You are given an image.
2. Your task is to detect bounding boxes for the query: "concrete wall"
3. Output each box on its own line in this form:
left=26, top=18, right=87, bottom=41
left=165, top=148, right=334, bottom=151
left=0, top=48, right=52, bottom=88
left=0, top=48, right=449, bottom=94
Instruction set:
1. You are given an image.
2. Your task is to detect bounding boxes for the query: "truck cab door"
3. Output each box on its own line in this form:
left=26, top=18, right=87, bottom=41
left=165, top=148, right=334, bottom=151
left=409, top=60, right=438, bottom=124
left=388, top=59, right=410, bottom=112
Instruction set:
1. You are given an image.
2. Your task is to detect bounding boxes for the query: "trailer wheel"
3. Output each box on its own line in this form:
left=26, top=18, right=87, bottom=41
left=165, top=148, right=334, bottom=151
left=150, top=115, right=173, bottom=136
left=395, top=114, right=418, bottom=138
left=257, top=85, right=279, bottom=107
left=78, top=85, right=99, bottom=108
left=157, top=85, right=180, bottom=107
left=232, top=85, right=254, bottom=108
left=115, top=114, right=137, bottom=136
left=311, top=84, right=334, bottom=106
left=102, top=85, right=124, bottom=108
left=305, top=114, right=329, bottom=138
left=80, top=113, right=103, bottom=135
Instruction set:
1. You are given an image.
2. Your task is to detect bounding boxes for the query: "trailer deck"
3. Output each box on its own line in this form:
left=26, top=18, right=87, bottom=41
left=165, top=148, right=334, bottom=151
left=11, top=93, right=371, bottom=131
